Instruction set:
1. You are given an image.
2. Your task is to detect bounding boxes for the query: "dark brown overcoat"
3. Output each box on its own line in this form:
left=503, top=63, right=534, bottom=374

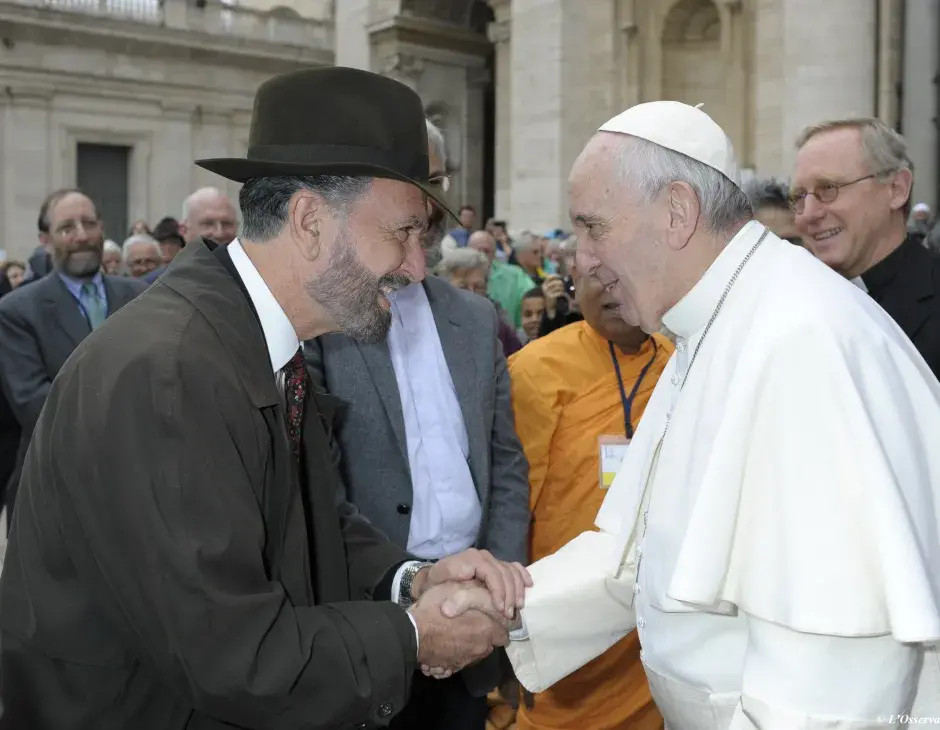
left=0, top=241, right=417, bottom=729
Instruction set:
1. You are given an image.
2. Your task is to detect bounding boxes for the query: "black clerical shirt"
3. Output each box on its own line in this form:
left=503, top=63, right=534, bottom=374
left=860, top=236, right=940, bottom=379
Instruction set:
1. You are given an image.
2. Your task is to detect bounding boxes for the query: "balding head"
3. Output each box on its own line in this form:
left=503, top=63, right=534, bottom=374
left=180, top=187, right=239, bottom=245
left=468, top=230, right=496, bottom=262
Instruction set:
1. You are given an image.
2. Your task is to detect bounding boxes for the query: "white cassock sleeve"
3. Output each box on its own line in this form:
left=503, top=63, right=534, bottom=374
left=505, top=531, right=636, bottom=693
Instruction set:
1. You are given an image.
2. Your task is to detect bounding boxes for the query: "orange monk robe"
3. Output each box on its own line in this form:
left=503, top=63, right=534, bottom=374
left=508, top=322, right=673, bottom=730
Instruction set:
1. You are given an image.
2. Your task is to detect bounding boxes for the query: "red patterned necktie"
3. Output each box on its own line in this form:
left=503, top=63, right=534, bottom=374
left=283, top=349, right=307, bottom=458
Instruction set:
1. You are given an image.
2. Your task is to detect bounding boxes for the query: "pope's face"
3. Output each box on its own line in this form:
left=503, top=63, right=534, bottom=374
left=568, top=134, right=671, bottom=334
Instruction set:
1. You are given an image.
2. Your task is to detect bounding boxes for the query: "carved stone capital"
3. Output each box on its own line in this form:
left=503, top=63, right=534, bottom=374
left=619, top=21, right=638, bottom=38
left=487, top=18, right=510, bottom=44
left=380, top=52, right=426, bottom=82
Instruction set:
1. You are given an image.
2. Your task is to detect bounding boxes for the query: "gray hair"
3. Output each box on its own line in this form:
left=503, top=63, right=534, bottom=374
left=615, top=136, right=753, bottom=234
left=121, top=234, right=161, bottom=262
left=103, top=239, right=121, bottom=255
left=239, top=175, right=372, bottom=242
left=512, top=230, right=541, bottom=252
left=426, top=119, right=446, bottom=161
left=796, top=117, right=914, bottom=214
left=744, top=178, right=791, bottom=212
left=436, top=247, right=489, bottom=278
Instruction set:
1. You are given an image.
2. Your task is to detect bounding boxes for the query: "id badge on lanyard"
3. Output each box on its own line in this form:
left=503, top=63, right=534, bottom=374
left=599, top=435, right=630, bottom=489
left=601, top=338, right=658, bottom=489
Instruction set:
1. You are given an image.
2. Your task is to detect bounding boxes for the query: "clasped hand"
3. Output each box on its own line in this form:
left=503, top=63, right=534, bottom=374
left=407, top=549, right=531, bottom=679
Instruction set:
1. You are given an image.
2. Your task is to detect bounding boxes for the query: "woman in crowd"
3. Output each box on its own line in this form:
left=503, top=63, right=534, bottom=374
left=436, top=247, right=522, bottom=357
left=0, top=261, right=25, bottom=292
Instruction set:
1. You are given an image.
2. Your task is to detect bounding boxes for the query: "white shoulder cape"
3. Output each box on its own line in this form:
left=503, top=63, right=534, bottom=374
left=597, top=244, right=940, bottom=642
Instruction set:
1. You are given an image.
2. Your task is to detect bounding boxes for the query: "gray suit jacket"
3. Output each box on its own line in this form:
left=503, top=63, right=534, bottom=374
left=305, top=276, right=530, bottom=694
left=0, top=272, right=146, bottom=510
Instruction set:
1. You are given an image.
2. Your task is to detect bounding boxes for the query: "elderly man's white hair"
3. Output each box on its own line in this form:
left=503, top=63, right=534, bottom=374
left=121, top=233, right=161, bottom=262
left=436, top=247, right=489, bottom=278
left=512, top=230, right=541, bottom=252
left=103, top=239, right=121, bottom=255
left=613, top=135, right=753, bottom=234
left=181, top=187, right=234, bottom=222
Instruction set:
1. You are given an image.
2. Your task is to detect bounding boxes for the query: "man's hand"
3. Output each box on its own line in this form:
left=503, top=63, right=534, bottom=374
left=541, top=275, right=567, bottom=318
left=409, top=582, right=509, bottom=675
left=541, top=275, right=566, bottom=301
left=410, top=549, right=532, bottom=619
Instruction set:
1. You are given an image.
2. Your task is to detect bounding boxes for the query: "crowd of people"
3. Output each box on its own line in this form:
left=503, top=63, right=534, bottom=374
left=0, top=64, right=939, bottom=730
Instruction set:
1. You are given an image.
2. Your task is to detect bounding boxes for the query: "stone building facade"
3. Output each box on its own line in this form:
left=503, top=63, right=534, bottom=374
left=0, top=0, right=937, bottom=259
left=337, top=0, right=939, bottom=232
left=0, top=0, right=333, bottom=259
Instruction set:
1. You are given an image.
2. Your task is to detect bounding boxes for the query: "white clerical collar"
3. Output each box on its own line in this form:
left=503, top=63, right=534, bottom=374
left=661, top=220, right=764, bottom=339
left=851, top=276, right=868, bottom=293
left=227, top=238, right=299, bottom=372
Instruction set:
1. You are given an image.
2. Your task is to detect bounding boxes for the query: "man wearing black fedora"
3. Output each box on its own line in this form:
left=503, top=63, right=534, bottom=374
left=0, top=67, right=529, bottom=730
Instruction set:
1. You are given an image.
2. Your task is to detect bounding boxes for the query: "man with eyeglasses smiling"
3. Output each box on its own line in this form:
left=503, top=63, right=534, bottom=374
left=792, top=117, right=940, bottom=378
left=0, top=188, right=146, bottom=525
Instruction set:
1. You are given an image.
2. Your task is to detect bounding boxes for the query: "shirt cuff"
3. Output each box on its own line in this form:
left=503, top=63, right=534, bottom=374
left=509, top=616, right=529, bottom=642
left=406, top=610, right=420, bottom=658
left=390, top=560, right=423, bottom=606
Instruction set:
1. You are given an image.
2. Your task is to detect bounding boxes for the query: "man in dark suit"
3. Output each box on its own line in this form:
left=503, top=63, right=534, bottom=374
left=0, top=189, right=146, bottom=522
left=0, top=68, right=528, bottom=730
left=305, top=120, right=530, bottom=730
left=793, top=118, right=940, bottom=378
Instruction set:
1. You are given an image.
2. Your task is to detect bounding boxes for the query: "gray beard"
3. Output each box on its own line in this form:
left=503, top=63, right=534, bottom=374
left=307, top=230, right=409, bottom=344
left=58, top=249, right=103, bottom=279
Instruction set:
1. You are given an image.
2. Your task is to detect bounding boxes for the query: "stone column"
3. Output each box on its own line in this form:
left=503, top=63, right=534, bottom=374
left=378, top=52, right=425, bottom=93
left=509, top=0, right=564, bottom=231
left=754, top=0, right=877, bottom=177
left=903, top=0, right=939, bottom=208
left=716, top=0, right=748, bottom=165
left=334, top=0, right=371, bottom=70
left=614, top=0, right=640, bottom=111
left=487, top=0, right=512, bottom=220
left=155, top=102, right=195, bottom=219
left=509, top=0, right=616, bottom=230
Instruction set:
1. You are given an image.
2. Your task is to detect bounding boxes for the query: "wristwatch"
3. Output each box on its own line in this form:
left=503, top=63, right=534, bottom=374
left=398, top=562, right=433, bottom=608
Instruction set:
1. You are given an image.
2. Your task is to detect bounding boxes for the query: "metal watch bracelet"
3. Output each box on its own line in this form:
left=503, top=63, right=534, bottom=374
left=398, top=561, right=433, bottom=607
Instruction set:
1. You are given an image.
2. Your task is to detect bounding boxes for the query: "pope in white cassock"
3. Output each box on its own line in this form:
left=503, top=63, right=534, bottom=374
left=496, top=102, right=940, bottom=727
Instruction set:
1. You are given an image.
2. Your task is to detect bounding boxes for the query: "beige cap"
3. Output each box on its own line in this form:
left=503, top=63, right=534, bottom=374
left=598, top=101, right=741, bottom=187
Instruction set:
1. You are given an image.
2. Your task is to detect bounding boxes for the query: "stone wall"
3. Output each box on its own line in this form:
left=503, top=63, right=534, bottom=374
left=0, top=0, right=331, bottom=260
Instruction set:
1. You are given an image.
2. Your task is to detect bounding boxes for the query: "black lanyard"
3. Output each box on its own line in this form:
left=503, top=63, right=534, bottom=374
left=608, top=338, right=658, bottom=439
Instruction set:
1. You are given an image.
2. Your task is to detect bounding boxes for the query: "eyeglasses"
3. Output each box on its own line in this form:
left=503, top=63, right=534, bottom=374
left=787, top=173, right=886, bottom=214
left=428, top=175, right=451, bottom=194
left=55, top=217, right=102, bottom=237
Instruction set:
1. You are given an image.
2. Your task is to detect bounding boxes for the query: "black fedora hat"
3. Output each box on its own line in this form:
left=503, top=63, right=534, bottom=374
left=195, top=67, right=456, bottom=219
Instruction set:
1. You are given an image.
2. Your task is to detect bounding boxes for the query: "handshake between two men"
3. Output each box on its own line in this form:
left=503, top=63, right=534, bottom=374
left=404, top=548, right=532, bottom=679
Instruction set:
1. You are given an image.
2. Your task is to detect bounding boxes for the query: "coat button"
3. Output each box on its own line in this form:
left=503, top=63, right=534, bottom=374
left=378, top=701, right=394, bottom=718
left=397, top=503, right=411, bottom=515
